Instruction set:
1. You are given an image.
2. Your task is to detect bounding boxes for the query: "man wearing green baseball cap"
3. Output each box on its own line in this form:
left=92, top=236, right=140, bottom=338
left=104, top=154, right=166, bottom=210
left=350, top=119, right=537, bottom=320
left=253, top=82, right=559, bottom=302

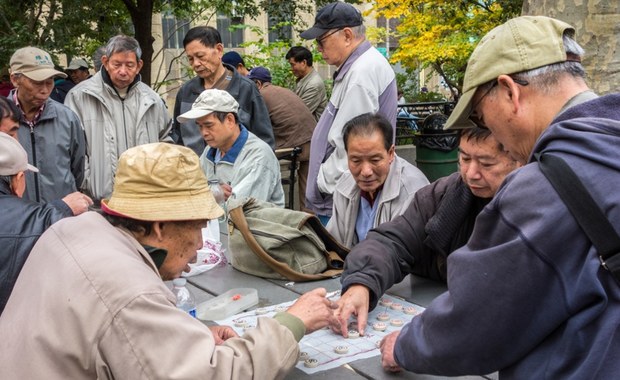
left=378, top=16, right=620, bottom=378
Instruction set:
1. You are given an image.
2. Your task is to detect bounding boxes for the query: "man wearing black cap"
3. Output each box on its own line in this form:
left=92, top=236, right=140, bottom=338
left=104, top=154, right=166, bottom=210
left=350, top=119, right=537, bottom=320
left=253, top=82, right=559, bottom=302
left=300, top=2, right=397, bottom=225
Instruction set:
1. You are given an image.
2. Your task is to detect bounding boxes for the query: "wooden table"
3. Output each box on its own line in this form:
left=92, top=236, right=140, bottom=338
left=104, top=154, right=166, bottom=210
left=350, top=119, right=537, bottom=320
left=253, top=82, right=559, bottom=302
left=186, top=240, right=496, bottom=380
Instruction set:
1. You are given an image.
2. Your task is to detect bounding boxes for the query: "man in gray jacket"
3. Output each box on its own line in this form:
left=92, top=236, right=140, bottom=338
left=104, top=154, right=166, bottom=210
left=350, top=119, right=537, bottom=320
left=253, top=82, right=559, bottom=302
left=65, top=35, right=171, bottom=203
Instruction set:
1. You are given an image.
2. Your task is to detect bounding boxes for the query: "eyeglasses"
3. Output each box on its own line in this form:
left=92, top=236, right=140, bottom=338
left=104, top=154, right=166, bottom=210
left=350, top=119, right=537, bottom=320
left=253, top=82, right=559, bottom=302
left=469, top=77, right=529, bottom=129
left=316, top=28, right=342, bottom=48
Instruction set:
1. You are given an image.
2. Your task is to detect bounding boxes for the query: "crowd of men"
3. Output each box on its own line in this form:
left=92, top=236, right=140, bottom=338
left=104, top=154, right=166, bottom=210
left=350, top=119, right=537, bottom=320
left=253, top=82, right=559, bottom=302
left=1, top=1, right=619, bottom=378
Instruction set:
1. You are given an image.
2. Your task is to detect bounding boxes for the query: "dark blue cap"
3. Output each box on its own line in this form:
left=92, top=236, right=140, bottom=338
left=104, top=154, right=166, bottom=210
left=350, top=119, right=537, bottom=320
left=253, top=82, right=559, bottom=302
left=247, top=66, right=272, bottom=83
left=300, top=2, right=363, bottom=40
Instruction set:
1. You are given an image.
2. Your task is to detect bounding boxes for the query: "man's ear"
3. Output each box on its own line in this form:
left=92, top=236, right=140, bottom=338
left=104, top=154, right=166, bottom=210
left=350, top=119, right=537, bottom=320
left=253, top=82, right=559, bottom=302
left=136, top=59, right=144, bottom=73
left=151, top=221, right=165, bottom=241
left=497, top=74, right=522, bottom=113
left=10, top=171, right=26, bottom=197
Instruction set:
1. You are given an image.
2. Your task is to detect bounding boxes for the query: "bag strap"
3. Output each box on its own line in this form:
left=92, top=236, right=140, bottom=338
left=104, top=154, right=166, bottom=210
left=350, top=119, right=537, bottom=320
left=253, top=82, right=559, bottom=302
left=537, top=153, right=620, bottom=281
left=228, top=205, right=343, bottom=282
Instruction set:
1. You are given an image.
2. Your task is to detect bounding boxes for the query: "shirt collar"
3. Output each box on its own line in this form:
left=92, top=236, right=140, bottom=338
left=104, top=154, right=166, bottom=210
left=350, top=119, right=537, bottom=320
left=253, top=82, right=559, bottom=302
left=206, top=124, right=249, bottom=164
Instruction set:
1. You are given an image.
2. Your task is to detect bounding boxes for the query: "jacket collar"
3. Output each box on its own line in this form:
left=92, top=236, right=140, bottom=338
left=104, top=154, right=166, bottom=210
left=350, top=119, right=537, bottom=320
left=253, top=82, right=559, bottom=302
left=205, top=124, right=249, bottom=164
left=333, top=40, right=372, bottom=81
left=101, top=66, right=142, bottom=97
left=0, top=180, right=12, bottom=195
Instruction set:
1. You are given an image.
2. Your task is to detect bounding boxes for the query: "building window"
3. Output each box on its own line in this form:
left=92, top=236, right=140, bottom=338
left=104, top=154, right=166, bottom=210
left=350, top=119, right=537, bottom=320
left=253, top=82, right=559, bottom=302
left=268, top=14, right=292, bottom=42
left=162, top=13, right=190, bottom=49
left=217, top=13, right=244, bottom=48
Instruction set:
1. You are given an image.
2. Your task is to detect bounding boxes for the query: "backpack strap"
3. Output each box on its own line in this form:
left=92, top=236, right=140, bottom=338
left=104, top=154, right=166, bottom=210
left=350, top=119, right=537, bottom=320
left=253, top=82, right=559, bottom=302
left=537, top=153, right=620, bottom=282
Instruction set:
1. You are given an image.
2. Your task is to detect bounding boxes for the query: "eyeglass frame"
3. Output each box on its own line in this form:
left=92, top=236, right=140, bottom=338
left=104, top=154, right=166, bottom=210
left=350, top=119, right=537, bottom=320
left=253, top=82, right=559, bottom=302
left=469, top=77, right=529, bottom=129
left=316, top=28, right=343, bottom=48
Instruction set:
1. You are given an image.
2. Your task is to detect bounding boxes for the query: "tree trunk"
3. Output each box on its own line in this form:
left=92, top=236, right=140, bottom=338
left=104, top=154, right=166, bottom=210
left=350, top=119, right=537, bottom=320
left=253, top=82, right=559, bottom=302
left=522, top=0, right=620, bottom=95
left=125, top=0, right=155, bottom=87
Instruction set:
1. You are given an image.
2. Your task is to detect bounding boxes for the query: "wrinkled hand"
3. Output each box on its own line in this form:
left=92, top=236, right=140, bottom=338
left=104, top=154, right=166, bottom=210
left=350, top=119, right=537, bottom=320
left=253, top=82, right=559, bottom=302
left=62, top=192, right=93, bottom=215
left=209, top=325, right=238, bottom=345
left=380, top=331, right=403, bottom=373
left=332, top=285, right=370, bottom=337
left=220, top=183, right=233, bottom=201
left=286, top=288, right=338, bottom=334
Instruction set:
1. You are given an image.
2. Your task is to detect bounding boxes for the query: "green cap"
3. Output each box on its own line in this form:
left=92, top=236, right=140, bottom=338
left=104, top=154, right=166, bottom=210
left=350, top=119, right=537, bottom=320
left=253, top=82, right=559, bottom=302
left=445, top=16, right=576, bottom=130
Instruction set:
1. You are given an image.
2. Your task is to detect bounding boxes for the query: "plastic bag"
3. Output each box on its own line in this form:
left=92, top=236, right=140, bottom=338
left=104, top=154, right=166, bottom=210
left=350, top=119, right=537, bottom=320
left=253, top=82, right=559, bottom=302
left=182, top=221, right=227, bottom=277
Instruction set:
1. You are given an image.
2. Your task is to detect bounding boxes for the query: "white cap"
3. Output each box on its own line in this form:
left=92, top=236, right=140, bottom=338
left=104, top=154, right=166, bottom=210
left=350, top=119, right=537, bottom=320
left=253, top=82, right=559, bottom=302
left=176, top=89, right=239, bottom=123
left=0, top=132, right=39, bottom=176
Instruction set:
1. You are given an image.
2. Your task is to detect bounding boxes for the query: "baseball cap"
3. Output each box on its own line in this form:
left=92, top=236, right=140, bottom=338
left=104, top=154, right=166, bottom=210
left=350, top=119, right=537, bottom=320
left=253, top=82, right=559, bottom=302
left=101, top=143, right=223, bottom=221
left=67, top=58, right=89, bottom=71
left=0, top=132, right=39, bottom=176
left=300, top=2, right=363, bottom=40
left=176, top=89, right=239, bottom=123
left=222, top=51, right=245, bottom=68
left=10, top=47, right=67, bottom=81
left=445, top=16, right=576, bottom=130
left=247, top=67, right=272, bottom=83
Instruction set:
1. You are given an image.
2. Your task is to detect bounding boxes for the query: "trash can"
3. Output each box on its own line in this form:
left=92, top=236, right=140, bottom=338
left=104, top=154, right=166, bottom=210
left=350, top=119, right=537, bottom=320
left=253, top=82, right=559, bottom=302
left=414, top=114, right=459, bottom=182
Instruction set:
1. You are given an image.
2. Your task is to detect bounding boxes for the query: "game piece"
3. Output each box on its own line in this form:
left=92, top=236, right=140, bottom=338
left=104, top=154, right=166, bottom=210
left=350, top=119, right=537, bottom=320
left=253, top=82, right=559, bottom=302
left=233, top=318, right=248, bottom=328
left=377, top=312, right=389, bottom=321
left=403, top=306, right=417, bottom=315
left=390, top=318, right=404, bottom=327
left=390, top=303, right=403, bottom=311
left=254, top=307, right=268, bottom=315
left=372, top=322, right=387, bottom=332
left=304, top=358, right=319, bottom=368
left=334, top=345, right=349, bottom=354
left=232, top=294, right=242, bottom=301
left=347, top=329, right=360, bottom=339
left=298, top=352, right=309, bottom=361
left=379, top=298, right=392, bottom=307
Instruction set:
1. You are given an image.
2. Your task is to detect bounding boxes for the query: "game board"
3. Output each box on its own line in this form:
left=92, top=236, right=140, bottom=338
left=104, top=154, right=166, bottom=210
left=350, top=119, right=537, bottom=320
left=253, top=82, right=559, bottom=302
left=215, top=291, right=425, bottom=374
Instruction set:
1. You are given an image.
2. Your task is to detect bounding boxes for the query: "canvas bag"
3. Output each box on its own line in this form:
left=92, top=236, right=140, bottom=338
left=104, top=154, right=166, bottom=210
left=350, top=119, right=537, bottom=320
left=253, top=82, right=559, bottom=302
left=227, top=197, right=349, bottom=281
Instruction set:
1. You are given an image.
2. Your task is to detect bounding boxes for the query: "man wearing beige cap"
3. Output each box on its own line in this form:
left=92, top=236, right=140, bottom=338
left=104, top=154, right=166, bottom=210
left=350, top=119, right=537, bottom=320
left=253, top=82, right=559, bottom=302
left=0, top=132, right=81, bottom=316
left=0, top=142, right=337, bottom=379
left=378, top=16, right=620, bottom=378
left=9, top=46, right=86, bottom=203
left=178, top=88, right=285, bottom=207
left=50, top=58, right=91, bottom=103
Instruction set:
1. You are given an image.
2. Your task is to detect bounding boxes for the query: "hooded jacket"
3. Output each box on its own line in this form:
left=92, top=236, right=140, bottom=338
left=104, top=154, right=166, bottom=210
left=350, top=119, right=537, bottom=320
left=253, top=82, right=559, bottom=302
left=394, top=93, right=620, bottom=378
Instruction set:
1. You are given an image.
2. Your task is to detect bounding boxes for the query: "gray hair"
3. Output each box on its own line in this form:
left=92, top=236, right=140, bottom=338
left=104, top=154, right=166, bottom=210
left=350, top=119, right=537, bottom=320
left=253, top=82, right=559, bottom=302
left=92, top=46, right=106, bottom=72
left=350, top=24, right=366, bottom=40
left=105, top=35, right=142, bottom=61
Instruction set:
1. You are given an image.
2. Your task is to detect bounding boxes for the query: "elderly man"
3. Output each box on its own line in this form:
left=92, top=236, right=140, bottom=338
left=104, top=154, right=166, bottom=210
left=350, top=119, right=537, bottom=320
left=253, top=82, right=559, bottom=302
left=178, top=89, right=284, bottom=207
left=9, top=46, right=86, bottom=203
left=300, top=2, right=397, bottom=224
left=172, top=26, right=274, bottom=155
left=51, top=58, right=91, bottom=103
left=0, top=142, right=337, bottom=378
left=65, top=35, right=171, bottom=203
left=335, top=127, right=518, bottom=334
left=285, top=46, right=327, bottom=121
left=0, top=132, right=91, bottom=316
left=376, top=16, right=620, bottom=378
left=327, top=113, right=429, bottom=248
left=248, top=66, right=315, bottom=211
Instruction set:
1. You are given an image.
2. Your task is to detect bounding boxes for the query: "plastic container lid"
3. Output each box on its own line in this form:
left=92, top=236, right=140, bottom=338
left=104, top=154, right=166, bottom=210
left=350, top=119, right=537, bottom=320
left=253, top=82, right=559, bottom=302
left=172, top=278, right=187, bottom=287
left=196, top=288, right=259, bottom=321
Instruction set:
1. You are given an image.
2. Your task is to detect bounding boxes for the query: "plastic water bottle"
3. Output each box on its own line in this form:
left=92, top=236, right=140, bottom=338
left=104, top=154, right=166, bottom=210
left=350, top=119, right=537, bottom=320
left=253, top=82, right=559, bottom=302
left=172, top=278, right=196, bottom=318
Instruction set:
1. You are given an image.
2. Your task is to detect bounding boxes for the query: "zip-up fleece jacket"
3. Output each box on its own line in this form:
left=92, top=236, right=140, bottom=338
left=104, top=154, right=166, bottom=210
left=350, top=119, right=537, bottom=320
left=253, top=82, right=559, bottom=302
left=65, top=69, right=171, bottom=201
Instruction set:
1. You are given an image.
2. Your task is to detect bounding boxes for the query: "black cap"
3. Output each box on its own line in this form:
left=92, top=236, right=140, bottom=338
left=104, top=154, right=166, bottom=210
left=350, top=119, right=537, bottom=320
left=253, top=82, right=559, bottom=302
left=300, top=2, right=363, bottom=40
left=247, top=67, right=272, bottom=83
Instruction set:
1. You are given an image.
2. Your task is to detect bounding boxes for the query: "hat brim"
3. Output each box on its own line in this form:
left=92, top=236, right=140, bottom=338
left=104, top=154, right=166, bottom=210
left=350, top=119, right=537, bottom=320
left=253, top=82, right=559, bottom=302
left=101, top=190, right=224, bottom=222
left=21, top=68, right=67, bottom=81
left=26, top=163, right=39, bottom=173
left=300, top=26, right=330, bottom=40
left=444, top=87, right=478, bottom=130
left=176, top=108, right=215, bottom=124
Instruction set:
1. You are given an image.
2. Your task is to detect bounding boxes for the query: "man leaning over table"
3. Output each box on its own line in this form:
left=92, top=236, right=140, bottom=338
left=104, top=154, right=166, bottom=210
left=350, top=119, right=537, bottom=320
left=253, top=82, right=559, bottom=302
left=178, top=88, right=285, bottom=207
left=0, top=142, right=338, bottom=379
left=377, top=16, right=620, bottom=378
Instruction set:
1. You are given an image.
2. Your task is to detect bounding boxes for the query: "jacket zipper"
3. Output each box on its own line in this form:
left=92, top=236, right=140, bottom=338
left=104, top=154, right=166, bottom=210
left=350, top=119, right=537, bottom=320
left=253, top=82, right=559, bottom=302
left=29, top=125, right=40, bottom=202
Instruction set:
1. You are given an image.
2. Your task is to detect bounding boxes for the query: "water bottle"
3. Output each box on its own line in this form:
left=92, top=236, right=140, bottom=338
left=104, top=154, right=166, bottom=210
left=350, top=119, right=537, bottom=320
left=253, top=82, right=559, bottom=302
left=172, top=278, right=196, bottom=318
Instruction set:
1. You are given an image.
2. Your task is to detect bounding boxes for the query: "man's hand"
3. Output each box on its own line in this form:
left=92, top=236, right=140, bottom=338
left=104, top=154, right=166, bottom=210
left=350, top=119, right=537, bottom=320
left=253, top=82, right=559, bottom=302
left=62, top=192, right=93, bottom=215
left=209, top=325, right=238, bottom=345
left=286, top=288, right=338, bottom=334
left=332, top=285, right=370, bottom=337
left=380, top=331, right=403, bottom=373
left=220, top=183, right=233, bottom=201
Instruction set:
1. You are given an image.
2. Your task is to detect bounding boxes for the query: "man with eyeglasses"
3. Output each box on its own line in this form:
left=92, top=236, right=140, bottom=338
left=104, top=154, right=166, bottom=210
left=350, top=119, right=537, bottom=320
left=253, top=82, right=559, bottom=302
left=377, top=16, right=620, bottom=378
left=300, top=2, right=397, bottom=225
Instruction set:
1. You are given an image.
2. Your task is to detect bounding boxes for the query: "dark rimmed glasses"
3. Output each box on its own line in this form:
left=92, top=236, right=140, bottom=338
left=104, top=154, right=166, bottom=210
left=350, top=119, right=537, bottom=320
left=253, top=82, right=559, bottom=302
left=469, top=77, right=529, bottom=129
left=316, top=28, right=342, bottom=48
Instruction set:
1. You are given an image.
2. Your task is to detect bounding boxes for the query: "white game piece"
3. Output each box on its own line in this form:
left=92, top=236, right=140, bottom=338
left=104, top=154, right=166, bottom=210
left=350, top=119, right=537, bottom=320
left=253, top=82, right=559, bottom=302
left=254, top=308, right=268, bottom=315
left=298, top=351, right=309, bottom=361
left=390, top=303, right=403, bottom=311
left=243, top=325, right=255, bottom=332
left=377, top=312, right=390, bottom=321
left=372, top=322, right=387, bottom=332
left=379, top=298, right=392, bottom=307
left=304, top=358, right=319, bottom=368
left=390, top=318, right=404, bottom=327
left=403, top=306, right=417, bottom=315
left=275, top=305, right=288, bottom=313
left=347, top=329, right=360, bottom=339
left=334, top=345, right=349, bottom=354
left=233, top=318, right=248, bottom=328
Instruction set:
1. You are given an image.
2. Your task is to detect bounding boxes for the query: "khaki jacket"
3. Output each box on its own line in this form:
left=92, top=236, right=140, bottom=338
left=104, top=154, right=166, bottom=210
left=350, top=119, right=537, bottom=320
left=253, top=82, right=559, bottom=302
left=0, top=212, right=299, bottom=379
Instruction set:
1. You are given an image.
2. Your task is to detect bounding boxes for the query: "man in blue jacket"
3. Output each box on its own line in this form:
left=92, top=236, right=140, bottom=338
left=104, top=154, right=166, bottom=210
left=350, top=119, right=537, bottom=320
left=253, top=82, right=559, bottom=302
left=377, top=16, right=620, bottom=379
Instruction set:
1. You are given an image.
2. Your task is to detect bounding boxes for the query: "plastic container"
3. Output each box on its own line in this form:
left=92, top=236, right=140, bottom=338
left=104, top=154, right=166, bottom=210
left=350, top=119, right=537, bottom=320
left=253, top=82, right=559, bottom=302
left=172, top=278, right=197, bottom=318
left=196, top=288, right=258, bottom=321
